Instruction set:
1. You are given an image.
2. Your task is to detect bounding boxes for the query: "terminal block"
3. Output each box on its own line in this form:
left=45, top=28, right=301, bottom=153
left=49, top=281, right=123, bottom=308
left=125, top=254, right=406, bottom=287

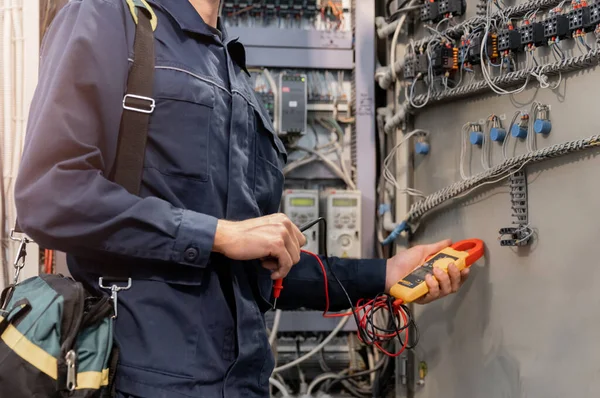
left=467, top=32, right=498, bottom=64
left=264, top=0, right=277, bottom=18
left=568, top=6, right=592, bottom=32
left=519, top=22, right=545, bottom=47
left=543, top=14, right=571, bottom=39
left=305, top=0, right=318, bottom=18
left=497, top=29, right=522, bottom=52
left=439, top=0, right=466, bottom=16
left=420, top=1, right=440, bottom=22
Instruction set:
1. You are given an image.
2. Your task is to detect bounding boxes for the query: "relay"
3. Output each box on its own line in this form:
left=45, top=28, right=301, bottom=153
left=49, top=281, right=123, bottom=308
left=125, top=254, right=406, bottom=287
left=590, top=3, right=600, bottom=27
left=568, top=6, right=592, bottom=32
left=520, top=22, right=545, bottom=47
left=439, top=0, right=466, bottom=17
left=431, top=46, right=458, bottom=74
left=497, top=28, right=522, bottom=52
left=420, top=1, right=441, bottom=22
left=403, top=55, right=418, bottom=79
left=544, top=14, right=571, bottom=39
left=466, top=32, right=498, bottom=64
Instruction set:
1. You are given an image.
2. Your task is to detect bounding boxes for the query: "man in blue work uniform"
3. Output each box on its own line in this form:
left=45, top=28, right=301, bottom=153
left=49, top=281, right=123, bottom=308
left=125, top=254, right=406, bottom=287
left=14, top=0, right=469, bottom=397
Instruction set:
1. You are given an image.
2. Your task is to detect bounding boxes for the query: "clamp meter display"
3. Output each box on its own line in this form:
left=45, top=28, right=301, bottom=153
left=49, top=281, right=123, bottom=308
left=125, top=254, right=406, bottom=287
left=282, top=189, right=320, bottom=253
left=390, top=239, right=484, bottom=303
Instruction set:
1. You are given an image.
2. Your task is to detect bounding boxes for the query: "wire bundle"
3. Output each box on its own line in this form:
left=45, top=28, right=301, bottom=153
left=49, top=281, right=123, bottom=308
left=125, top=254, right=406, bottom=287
left=302, top=247, right=417, bottom=358
left=405, top=134, right=600, bottom=228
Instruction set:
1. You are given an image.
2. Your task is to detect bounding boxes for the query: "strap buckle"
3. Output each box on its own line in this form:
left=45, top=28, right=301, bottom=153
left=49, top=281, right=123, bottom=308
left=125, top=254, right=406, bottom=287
left=10, top=229, right=31, bottom=284
left=123, top=94, right=155, bottom=114
left=99, top=278, right=132, bottom=319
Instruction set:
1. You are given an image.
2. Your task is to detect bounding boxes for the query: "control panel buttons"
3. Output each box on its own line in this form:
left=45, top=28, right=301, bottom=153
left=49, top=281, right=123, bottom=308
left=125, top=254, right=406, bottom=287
left=339, top=235, right=352, bottom=247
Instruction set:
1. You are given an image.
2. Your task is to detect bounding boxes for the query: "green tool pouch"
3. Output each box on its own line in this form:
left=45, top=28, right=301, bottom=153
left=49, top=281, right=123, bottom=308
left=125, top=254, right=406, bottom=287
left=0, top=274, right=118, bottom=397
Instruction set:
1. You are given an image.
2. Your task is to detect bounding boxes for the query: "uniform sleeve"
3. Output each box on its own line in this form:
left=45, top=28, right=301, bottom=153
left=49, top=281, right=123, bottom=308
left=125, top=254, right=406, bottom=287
left=275, top=254, right=387, bottom=311
left=14, top=0, right=217, bottom=268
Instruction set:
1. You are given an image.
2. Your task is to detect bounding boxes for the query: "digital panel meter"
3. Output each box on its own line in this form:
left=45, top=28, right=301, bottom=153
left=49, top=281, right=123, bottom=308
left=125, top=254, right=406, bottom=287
left=282, top=189, right=319, bottom=253
left=323, top=190, right=361, bottom=258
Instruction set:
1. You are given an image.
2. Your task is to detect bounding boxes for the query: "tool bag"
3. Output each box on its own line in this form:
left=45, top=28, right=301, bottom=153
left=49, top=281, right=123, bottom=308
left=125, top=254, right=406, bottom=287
left=0, top=0, right=157, bottom=396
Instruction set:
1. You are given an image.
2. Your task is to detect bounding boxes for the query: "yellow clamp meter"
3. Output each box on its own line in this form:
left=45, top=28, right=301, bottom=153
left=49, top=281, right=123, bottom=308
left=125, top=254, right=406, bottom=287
left=390, top=239, right=484, bottom=303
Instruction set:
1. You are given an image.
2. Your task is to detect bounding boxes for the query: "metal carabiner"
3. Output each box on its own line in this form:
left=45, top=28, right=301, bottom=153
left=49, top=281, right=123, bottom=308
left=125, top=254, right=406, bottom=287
left=10, top=230, right=30, bottom=285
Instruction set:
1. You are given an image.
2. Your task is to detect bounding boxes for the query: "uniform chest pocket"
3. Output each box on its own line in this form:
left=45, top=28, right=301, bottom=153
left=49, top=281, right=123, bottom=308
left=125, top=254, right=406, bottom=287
left=253, top=107, right=287, bottom=215
left=146, top=68, right=216, bottom=181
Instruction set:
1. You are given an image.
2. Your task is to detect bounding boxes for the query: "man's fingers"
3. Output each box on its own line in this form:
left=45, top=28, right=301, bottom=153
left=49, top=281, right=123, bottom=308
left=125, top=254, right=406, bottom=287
left=261, top=258, right=279, bottom=271
left=433, top=268, right=451, bottom=296
left=282, top=227, right=301, bottom=264
left=425, top=273, right=439, bottom=298
left=271, top=246, right=293, bottom=280
left=291, top=224, right=307, bottom=248
left=448, top=264, right=461, bottom=292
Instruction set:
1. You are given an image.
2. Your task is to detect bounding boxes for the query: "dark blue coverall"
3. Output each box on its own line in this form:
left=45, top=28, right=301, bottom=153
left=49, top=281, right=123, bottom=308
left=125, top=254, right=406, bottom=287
left=14, top=0, right=387, bottom=397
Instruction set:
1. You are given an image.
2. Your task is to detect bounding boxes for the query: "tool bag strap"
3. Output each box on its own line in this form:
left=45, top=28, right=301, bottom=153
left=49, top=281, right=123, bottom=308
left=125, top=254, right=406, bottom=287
left=112, top=0, right=157, bottom=195
left=13, top=0, right=157, bottom=237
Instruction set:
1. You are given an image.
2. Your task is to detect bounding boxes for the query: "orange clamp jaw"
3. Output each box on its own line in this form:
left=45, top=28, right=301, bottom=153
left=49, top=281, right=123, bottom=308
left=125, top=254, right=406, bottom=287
left=389, top=238, right=485, bottom=303
left=450, top=239, right=484, bottom=267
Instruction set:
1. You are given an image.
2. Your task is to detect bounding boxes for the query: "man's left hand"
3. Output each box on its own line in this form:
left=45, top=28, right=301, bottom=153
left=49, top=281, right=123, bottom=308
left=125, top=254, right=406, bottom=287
left=385, top=239, right=470, bottom=304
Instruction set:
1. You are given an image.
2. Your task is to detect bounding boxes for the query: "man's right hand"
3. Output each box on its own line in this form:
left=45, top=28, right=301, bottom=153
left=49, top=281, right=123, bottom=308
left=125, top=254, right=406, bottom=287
left=213, top=213, right=307, bottom=280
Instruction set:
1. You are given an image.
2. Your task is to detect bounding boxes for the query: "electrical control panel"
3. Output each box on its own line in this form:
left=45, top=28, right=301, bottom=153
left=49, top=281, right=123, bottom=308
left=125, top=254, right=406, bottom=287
left=282, top=189, right=320, bottom=254
left=497, top=29, right=522, bottom=52
left=323, top=190, right=361, bottom=258
left=278, top=73, right=307, bottom=137
left=420, top=1, right=440, bottom=22
left=544, top=14, right=571, bottom=39
left=520, top=22, right=545, bottom=47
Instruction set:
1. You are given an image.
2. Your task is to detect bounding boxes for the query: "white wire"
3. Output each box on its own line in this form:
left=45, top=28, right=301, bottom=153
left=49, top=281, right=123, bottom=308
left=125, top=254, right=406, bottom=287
left=459, top=123, right=472, bottom=180
left=272, top=315, right=350, bottom=373
left=269, top=377, right=291, bottom=397
left=390, top=0, right=417, bottom=81
left=307, top=373, right=342, bottom=396
left=290, top=145, right=356, bottom=189
left=269, top=309, right=282, bottom=347
left=383, top=129, right=428, bottom=197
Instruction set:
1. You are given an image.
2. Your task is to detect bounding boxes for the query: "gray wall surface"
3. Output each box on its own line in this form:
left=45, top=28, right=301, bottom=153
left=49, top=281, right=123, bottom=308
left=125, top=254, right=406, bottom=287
left=398, top=2, right=600, bottom=397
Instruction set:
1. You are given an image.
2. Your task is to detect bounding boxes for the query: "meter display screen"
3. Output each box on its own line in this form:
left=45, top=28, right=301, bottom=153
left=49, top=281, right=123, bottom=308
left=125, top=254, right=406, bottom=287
left=332, top=198, right=357, bottom=207
left=290, top=197, right=315, bottom=207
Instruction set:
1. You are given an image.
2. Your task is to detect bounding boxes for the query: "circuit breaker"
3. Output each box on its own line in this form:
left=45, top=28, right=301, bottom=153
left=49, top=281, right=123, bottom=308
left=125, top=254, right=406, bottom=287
left=278, top=73, right=307, bottom=137
left=282, top=189, right=320, bottom=253
left=323, top=190, right=361, bottom=258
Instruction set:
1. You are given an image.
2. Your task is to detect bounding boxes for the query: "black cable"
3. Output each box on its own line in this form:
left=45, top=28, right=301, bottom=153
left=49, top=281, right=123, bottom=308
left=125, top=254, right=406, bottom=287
left=300, top=217, right=370, bottom=343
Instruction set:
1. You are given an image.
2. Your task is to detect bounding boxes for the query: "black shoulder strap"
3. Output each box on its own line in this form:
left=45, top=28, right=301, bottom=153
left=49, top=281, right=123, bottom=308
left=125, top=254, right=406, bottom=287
left=112, top=2, right=156, bottom=195
left=12, top=2, right=156, bottom=242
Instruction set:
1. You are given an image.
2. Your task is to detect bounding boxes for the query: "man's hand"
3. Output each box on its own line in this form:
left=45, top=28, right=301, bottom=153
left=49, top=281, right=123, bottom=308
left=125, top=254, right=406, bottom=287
left=385, top=239, right=469, bottom=304
left=213, top=213, right=307, bottom=280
